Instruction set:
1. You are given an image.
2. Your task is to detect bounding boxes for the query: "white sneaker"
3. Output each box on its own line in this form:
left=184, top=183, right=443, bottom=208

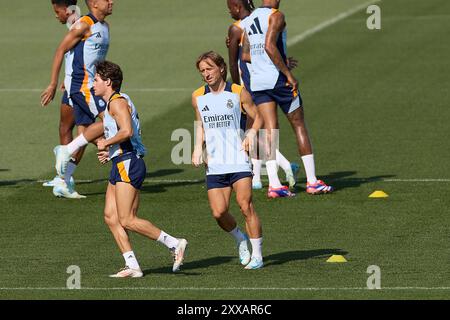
left=109, top=266, right=143, bottom=278
left=43, top=176, right=74, bottom=188
left=54, top=145, right=71, bottom=177
left=53, top=180, right=86, bottom=199
left=238, top=236, right=251, bottom=266
left=43, top=176, right=63, bottom=187
left=244, top=257, right=264, bottom=270
left=171, top=239, right=188, bottom=272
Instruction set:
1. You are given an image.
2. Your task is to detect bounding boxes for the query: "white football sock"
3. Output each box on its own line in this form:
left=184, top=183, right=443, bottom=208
left=266, top=160, right=282, bottom=188
left=276, top=149, right=291, bottom=173
left=249, top=238, right=263, bottom=260
left=251, top=159, right=262, bottom=183
left=123, top=251, right=140, bottom=270
left=229, top=227, right=247, bottom=244
left=301, top=154, right=318, bottom=184
left=67, top=134, right=88, bottom=155
left=157, top=231, right=180, bottom=250
left=64, top=161, right=77, bottom=185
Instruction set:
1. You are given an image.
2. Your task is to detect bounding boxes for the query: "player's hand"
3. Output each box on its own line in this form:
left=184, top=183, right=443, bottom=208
left=287, top=57, right=299, bottom=70
left=192, top=148, right=203, bottom=168
left=60, top=83, right=66, bottom=92
left=97, top=138, right=108, bottom=151
left=241, top=130, right=256, bottom=154
left=97, top=150, right=110, bottom=164
left=40, top=84, right=57, bottom=107
left=286, top=74, right=299, bottom=92
left=225, top=36, right=231, bottom=48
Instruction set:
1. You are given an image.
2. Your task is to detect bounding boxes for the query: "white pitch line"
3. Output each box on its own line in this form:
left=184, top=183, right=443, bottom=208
left=287, top=0, right=382, bottom=47
left=0, top=287, right=449, bottom=291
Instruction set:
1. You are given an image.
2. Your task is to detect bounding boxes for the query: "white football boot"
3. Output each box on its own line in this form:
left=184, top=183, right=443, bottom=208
left=171, top=239, right=188, bottom=272
left=109, top=266, right=143, bottom=278
left=238, top=235, right=251, bottom=266
left=53, top=180, right=86, bottom=199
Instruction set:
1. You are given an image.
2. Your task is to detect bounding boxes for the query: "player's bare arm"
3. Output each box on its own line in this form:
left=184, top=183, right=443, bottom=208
left=265, top=11, right=298, bottom=90
left=40, top=21, right=90, bottom=107
left=241, top=32, right=251, bottom=63
left=191, top=94, right=205, bottom=167
left=240, top=87, right=262, bottom=153
left=228, top=24, right=243, bottom=84
left=97, top=99, right=133, bottom=151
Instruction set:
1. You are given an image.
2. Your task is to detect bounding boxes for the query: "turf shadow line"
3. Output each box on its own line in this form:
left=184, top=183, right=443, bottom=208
left=142, top=256, right=235, bottom=276
left=323, top=171, right=396, bottom=191
left=263, top=249, right=348, bottom=267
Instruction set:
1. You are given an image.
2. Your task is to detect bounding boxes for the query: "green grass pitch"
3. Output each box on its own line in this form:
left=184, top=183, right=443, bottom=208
left=0, top=0, right=449, bottom=299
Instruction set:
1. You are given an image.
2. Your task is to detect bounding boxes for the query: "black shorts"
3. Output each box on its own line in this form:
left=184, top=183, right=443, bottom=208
left=206, top=172, right=253, bottom=190
left=109, top=152, right=146, bottom=190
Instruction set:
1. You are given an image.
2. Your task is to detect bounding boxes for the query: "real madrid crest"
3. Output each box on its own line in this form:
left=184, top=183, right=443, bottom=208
left=226, top=99, right=234, bottom=109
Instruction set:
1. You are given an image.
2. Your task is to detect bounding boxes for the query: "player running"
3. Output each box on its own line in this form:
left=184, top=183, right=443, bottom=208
left=192, top=51, right=264, bottom=269
left=242, top=0, right=333, bottom=196
left=42, top=0, right=84, bottom=190
left=41, top=0, right=113, bottom=199
left=93, top=61, right=188, bottom=277
left=226, top=0, right=299, bottom=193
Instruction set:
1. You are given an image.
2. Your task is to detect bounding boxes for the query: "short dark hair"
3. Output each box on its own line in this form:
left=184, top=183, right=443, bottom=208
left=240, top=0, right=255, bottom=11
left=95, top=60, right=123, bottom=91
left=51, top=0, right=77, bottom=6
left=196, top=51, right=228, bottom=81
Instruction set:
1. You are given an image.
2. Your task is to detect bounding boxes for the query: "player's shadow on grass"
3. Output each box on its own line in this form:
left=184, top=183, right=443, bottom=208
left=140, top=179, right=204, bottom=194
left=142, top=256, right=234, bottom=276
left=295, top=171, right=396, bottom=192
left=0, top=178, right=34, bottom=187
left=81, top=169, right=204, bottom=196
left=263, top=249, right=348, bottom=267
left=145, top=168, right=184, bottom=179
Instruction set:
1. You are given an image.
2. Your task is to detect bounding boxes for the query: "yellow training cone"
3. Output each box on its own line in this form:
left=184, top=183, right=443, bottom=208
left=369, top=190, right=389, bottom=198
left=326, top=255, right=347, bottom=263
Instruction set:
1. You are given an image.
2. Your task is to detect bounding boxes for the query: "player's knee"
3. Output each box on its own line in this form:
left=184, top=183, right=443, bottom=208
left=238, top=202, right=252, bottom=216
left=119, top=216, right=135, bottom=230
left=288, top=110, right=305, bottom=126
left=104, top=210, right=118, bottom=227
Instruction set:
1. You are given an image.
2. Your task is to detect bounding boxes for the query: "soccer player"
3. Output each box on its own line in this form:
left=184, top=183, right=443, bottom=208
left=93, top=61, right=188, bottom=277
left=41, top=0, right=113, bottom=199
left=42, top=0, right=84, bottom=190
left=241, top=0, right=333, bottom=195
left=226, top=0, right=299, bottom=193
left=192, top=51, right=264, bottom=269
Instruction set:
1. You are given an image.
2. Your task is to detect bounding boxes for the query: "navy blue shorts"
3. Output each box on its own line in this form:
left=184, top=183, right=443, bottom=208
left=109, top=152, right=146, bottom=190
left=206, top=172, right=253, bottom=190
left=252, top=78, right=303, bottom=114
left=70, top=89, right=106, bottom=125
left=61, top=90, right=72, bottom=106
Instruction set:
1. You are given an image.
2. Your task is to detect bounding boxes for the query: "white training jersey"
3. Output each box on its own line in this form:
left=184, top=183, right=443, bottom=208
left=104, top=92, right=147, bottom=160
left=194, top=82, right=252, bottom=175
left=64, top=13, right=110, bottom=96
left=244, top=7, right=288, bottom=91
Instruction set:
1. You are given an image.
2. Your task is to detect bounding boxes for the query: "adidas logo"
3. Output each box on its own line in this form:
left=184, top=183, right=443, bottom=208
left=202, top=105, right=210, bottom=112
